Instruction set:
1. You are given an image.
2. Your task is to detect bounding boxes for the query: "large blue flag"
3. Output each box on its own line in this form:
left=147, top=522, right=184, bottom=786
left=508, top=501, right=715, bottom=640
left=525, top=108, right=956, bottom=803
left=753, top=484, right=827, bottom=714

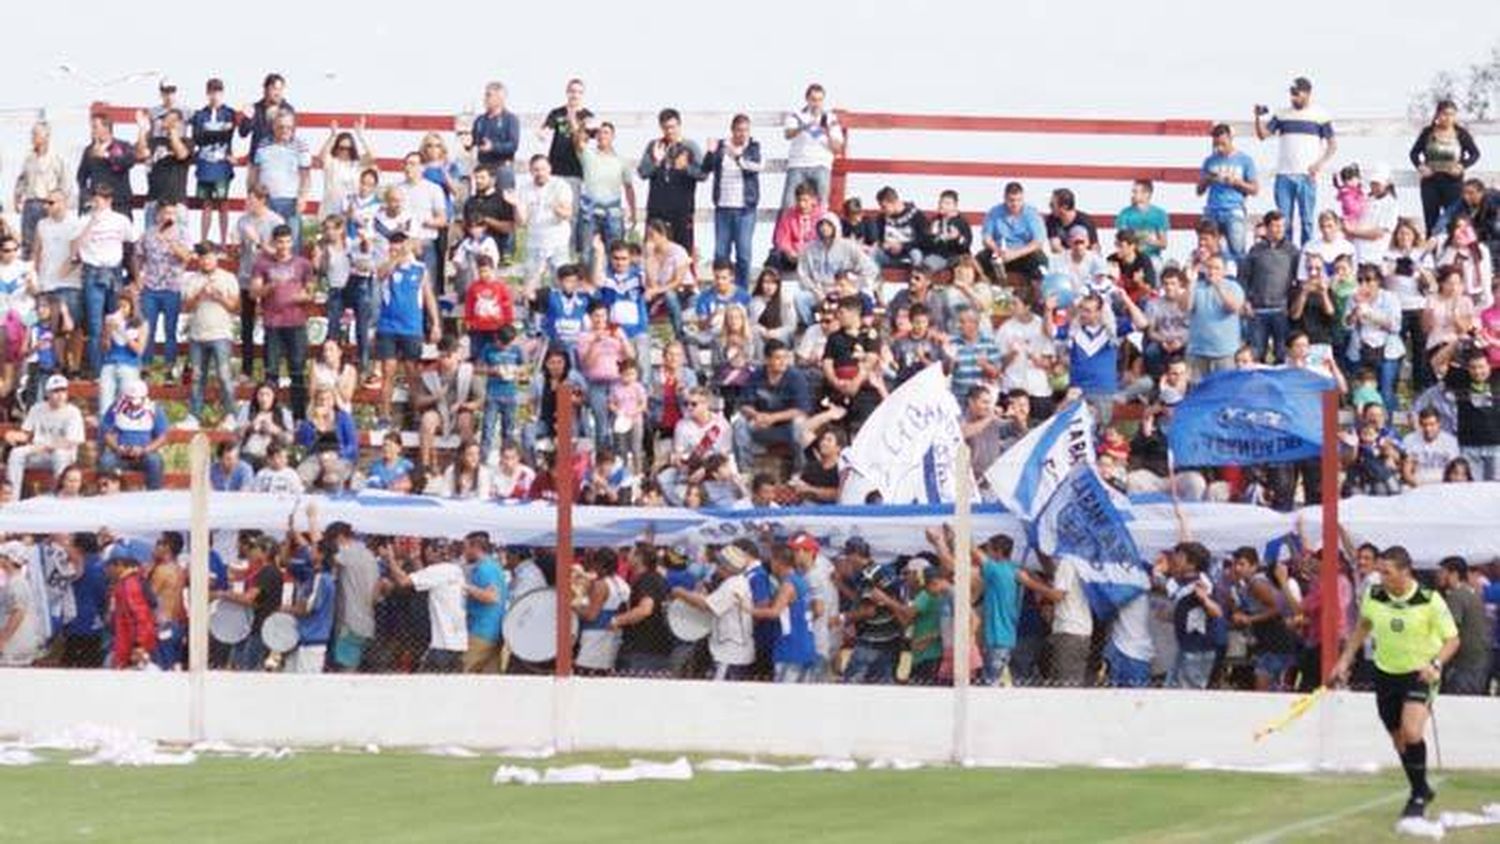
left=1166, top=368, right=1334, bottom=468
left=1032, top=465, right=1150, bottom=619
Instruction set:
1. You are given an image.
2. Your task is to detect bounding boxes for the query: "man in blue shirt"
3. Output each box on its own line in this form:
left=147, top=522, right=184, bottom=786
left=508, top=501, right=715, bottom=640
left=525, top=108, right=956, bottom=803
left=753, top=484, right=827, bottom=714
left=685, top=259, right=751, bottom=354
left=363, top=433, right=415, bottom=492
left=374, top=232, right=441, bottom=427
left=732, top=340, right=811, bottom=472
left=62, top=533, right=108, bottom=667
left=1198, top=124, right=1259, bottom=261
left=209, top=441, right=254, bottom=491
left=1187, top=254, right=1245, bottom=379
left=462, top=532, right=508, bottom=673
left=99, top=380, right=168, bottom=490
left=1116, top=179, right=1170, bottom=261
left=472, top=82, right=520, bottom=171
left=979, top=182, right=1048, bottom=282
left=978, top=534, right=1022, bottom=686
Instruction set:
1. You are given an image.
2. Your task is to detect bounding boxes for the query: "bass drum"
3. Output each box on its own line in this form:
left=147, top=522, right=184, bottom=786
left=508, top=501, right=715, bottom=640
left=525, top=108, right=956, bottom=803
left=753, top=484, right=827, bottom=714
left=503, top=589, right=580, bottom=663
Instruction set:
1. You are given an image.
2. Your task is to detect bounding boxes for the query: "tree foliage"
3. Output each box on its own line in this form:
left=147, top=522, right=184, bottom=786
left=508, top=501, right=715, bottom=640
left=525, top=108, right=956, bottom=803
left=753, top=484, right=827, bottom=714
left=1410, top=42, right=1500, bottom=122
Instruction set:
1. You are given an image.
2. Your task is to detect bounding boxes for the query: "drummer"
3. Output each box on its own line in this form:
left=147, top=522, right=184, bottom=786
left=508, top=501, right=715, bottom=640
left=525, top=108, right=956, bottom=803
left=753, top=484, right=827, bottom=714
left=285, top=503, right=335, bottom=673
left=671, top=542, right=756, bottom=681
left=212, top=536, right=286, bottom=671
left=612, top=545, right=674, bottom=676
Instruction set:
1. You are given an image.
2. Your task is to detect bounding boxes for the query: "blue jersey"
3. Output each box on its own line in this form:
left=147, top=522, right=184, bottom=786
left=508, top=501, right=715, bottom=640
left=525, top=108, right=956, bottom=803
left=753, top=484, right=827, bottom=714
left=1068, top=322, right=1118, bottom=395
left=694, top=287, right=750, bottom=320
left=1201, top=151, right=1256, bottom=214
left=483, top=343, right=524, bottom=401
left=377, top=261, right=425, bottom=337
left=365, top=456, right=414, bottom=490
left=544, top=288, right=590, bottom=347
left=189, top=105, right=237, bottom=184
left=65, top=554, right=108, bottom=637
left=596, top=267, right=648, bottom=338
left=296, top=570, right=336, bottom=645
left=466, top=556, right=508, bottom=643
left=774, top=571, right=817, bottom=667
left=746, top=563, right=778, bottom=656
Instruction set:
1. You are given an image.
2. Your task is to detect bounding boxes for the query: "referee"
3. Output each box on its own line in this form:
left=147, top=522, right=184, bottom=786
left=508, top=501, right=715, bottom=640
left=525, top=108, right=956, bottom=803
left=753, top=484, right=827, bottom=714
left=1331, top=546, right=1460, bottom=820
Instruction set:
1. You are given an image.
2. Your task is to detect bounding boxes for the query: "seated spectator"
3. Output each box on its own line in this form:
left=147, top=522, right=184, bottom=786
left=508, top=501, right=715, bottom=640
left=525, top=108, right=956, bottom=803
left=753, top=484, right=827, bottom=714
left=310, top=339, right=358, bottom=414
left=979, top=181, right=1047, bottom=283
left=685, top=259, right=752, bottom=356
left=1434, top=213, right=1494, bottom=308
left=235, top=381, right=296, bottom=470
left=657, top=386, right=733, bottom=505
left=796, top=213, right=877, bottom=326
left=209, top=441, right=254, bottom=492
left=890, top=303, right=949, bottom=385
left=1127, top=381, right=1218, bottom=501
left=1300, top=210, right=1356, bottom=281
left=1107, top=229, right=1156, bottom=307
left=363, top=432, right=415, bottom=493
left=887, top=267, right=952, bottom=336
left=923, top=189, right=973, bottom=272
left=295, top=387, right=358, bottom=491
left=769, top=182, right=823, bottom=273
left=96, top=294, right=146, bottom=418
left=1056, top=225, right=1112, bottom=300
left=1044, top=188, right=1098, bottom=254
left=1116, top=179, right=1170, bottom=264
left=789, top=406, right=848, bottom=504
left=749, top=268, right=798, bottom=348
left=435, top=440, right=493, bottom=499
left=1451, top=350, right=1499, bottom=480
left=994, top=289, right=1056, bottom=415
left=541, top=262, right=591, bottom=354
left=4, top=374, right=84, bottom=497
left=731, top=339, right=811, bottom=474
left=250, top=441, right=304, bottom=494
left=821, top=295, right=886, bottom=432
left=1342, top=421, right=1403, bottom=497
left=948, top=307, right=1000, bottom=401
left=99, top=379, right=167, bottom=490
left=712, top=305, right=762, bottom=409
left=413, top=338, right=480, bottom=472
left=492, top=441, right=536, bottom=502
left=870, top=186, right=928, bottom=269
left=641, top=219, right=693, bottom=337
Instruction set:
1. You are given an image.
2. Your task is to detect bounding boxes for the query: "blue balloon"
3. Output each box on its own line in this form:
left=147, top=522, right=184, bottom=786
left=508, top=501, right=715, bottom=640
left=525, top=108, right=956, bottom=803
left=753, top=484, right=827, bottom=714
left=1041, top=273, right=1076, bottom=309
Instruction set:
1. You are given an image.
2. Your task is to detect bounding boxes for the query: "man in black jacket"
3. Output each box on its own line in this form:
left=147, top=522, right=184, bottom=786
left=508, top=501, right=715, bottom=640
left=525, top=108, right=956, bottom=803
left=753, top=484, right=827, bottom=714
left=870, top=186, right=928, bottom=269
left=1241, top=211, right=1299, bottom=363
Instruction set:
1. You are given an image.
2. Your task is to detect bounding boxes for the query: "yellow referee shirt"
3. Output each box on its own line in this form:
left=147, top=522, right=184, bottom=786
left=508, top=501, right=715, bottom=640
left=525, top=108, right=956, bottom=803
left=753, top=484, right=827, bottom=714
left=1360, top=582, right=1459, bottom=675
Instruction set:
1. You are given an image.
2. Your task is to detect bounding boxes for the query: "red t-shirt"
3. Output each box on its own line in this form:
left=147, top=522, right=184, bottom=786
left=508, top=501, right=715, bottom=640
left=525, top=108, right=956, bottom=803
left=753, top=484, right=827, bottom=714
left=253, top=255, right=313, bottom=328
left=465, top=279, right=515, bottom=332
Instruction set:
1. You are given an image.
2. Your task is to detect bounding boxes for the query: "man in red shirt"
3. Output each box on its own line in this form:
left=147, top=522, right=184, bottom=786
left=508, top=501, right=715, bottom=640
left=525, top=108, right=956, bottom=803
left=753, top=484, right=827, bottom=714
left=106, top=541, right=157, bottom=670
left=250, top=224, right=314, bottom=418
left=463, top=254, right=514, bottom=361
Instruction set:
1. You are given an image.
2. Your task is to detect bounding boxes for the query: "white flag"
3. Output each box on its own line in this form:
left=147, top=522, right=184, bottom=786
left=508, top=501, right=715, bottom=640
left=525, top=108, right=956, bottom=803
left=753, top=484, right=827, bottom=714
left=983, top=400, right=1095, bottom=518
left=837, top=364, right=963, bottom=505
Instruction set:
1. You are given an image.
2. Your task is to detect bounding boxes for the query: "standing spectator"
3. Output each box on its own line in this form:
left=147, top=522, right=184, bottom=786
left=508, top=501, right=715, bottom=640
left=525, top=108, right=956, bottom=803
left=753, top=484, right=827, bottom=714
left=251, top=113, right=311, bottom=250
left=637, top=109, right=705, bottom=253
left=1345, top=165, right=1398, bottom=266
left=134, top=107, right=192, bottom=228
left=76, top=114, right=136, bottom=218
left=237, top=73, right=294, bottom=156
left=841, top=539, right=911, bottom=684
left=672, top=544, right=755, bottom=681
left=1345, top=265, right=1403, bottom=412
left=209, top=441, right=254, bottom=491
left=1163, top=542, right=1223, bottom=689
left=1198, top=124, right=1259, bottom=261
left=315, top=119, right=376, bottom=222
left=1241, top=211, right=1298, bottom=363
left=1116, top=179, right=1170, bottom=265
left=1028, top=555, right=1093, bottom=687
left=1187, top=254, right=1245, bottom=379
left=13, top=122, right=69, bottom=257
left=99, top=379, right=168, bottom=490
left=977, top=534, right=1022, bottom=686
left=1385, top=219, right=1437, bottom=389
left=104, top=546, right=156, bottom=669
left=781, top=84, right=843, bottom=209
left=540, top=78, right=594, bottom=205
left=514, top=155, right=574, bottom=295
left=1434, top=214, right=1495, bottom=309
left=375, top=231, right=441, bottom=428
left=1410, top=100, right=1482, bottom=235
left=1228, top=547, right=1299, bottom=691
left=796, top=213, right=878, bottom=323
left=327, top=522, right=379, bottom=673
left=1450, top=350, right=1500, bottom=481
left=731, top=339, right=810, bottom=473
left=979, top=182, right=1048, bottom=283
left=0, top=545, right=43, bottom=666
left=1433, top=179, right=1500, bottom=270
left=462, top=532, right=507, bottom=674
left=472, top=81, right=520, bottom=171
left=464, top=255, right=514, bottom=363
left=462, top=165, right=517, bottom=263
left=949, top=307, right=1001, bottom=400
left=96, top=295, right=146, bottom=419
left=1253, top=76, right=1337, bottom=245
left=612, top=546, right=673, bottom=675
left=251, top=225, right=315, bottom=418
left=188, top=78, right=238, bottom=244
left=1435, top=557, right=1492, bottom=695
left=1067, top=293, right=1122, bottom=425
left=4, top=375, right=83, bottom=496
left=383, top=542, right=468, bottom=673
left=573, top=122, right=634, bottom=271
left=34, top=190, right=81, bottom=348
left=577, top=302, right=634, bottom=441
left=1044, top=188, right=1098, bottom=254
left=821, top=295, right=885, bottom=432
left=410, top=140, right=457, bottom=289
left=702, top=114, right=762, bottom=288
left=134, top=202, right=192, bottom=378
left=233, top=187, right=284, bottom=378
left=73, top=185, right=135, bottom=377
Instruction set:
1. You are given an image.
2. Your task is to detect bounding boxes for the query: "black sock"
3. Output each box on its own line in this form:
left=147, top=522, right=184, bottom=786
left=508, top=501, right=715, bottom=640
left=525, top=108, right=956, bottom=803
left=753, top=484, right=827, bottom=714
left=1401, top=740, right=1429, bottom=798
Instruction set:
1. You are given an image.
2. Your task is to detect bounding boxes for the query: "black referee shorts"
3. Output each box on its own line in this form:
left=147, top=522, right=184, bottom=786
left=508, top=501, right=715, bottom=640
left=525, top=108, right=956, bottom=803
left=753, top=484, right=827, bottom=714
left=1373, top=669, right=1431, bottom=732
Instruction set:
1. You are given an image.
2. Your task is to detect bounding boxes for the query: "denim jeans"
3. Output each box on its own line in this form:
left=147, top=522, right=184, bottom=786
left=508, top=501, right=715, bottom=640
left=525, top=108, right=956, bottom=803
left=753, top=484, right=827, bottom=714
left=81, top=264, right=123, bottom=375
left=578, top=197, right=625, bottom=271
left=239, top=289, right=259, bottom=377
left=97, top=362, right=139, bottom=417
left=99, top=448, right=165, bottom=490
left=731, top=413, right=805, bottom=473
left=1168, top=649, right=1216, bottom=689
left=267, top=198, right=301, bottom=250
left=782, top=166, right=830, bottom=209
left=842, top=643, right=898, bottom=684
left=1246, top=309, right=1290, bottom=364
left=714, top=207, right=756, bottom=288
left=773, top=662, right=815, bottom=683
left=230, top=634, right=269, bottom=671
left=49, top=288, right=83, bottom=338
left=653, top=291, right=685, bottom=337
left=1273, top=174, right=1317, bottom=245
left=1204, top=207, right=1248, bottom=261
left=190, top=339, right=236, bottom=418
left=1104, top=642, right=1152, bottom=688
left=981, top=645, right=1014, bottom=686
left=584, top=381, right=613, bottom=443
left=328, top=276, right=373, bottom=371
left=140, top=289, right=182, bottom=366
left=265, top=325, right=310, bottom=418
left=19, top=199, right=47, bottom=257
left=481, top=396, right=517, bottom=458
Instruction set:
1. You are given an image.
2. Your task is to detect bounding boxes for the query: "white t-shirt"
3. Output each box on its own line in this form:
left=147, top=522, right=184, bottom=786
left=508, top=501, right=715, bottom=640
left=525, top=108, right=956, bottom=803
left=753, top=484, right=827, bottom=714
left=1298, top=237, right=1356, bottom=280
left=395, top=180, right=447, bottom=243
left=1352, top=192, right=1397, bottom=266
left=704, top=572, right=754, bottom=666
left=0, top=260, right=36, bottom=321
left=521, top=178, right=574, bottom=253
left=994, top=314, right=1053, bottom=397
left=251, top=466, right=304, bottom=494
left=1269, top=104, right=1334, bottom=175
left=76, top=210, right=136, bottom=267
left=807, top=553, right=839, bottom=658
left=22, top=401, right=84, bottom=458
left=409, top=561, right=468, bottom=652
left=672, top=413, right=734, bottom=467
left=1401, top=430, right=1460, bottom=486
left=182, top=269, right=240, bottom=342
left=35, top=216, right=82, bottom=292
left=784, top=107, right=843, bottom=170
left=1109, top=591, right=1154, bottom=662
left=1051, top=557, right=1093, bottom=637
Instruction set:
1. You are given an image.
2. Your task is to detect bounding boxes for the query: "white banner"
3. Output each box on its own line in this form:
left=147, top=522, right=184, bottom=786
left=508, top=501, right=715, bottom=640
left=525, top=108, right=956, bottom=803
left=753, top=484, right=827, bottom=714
left=983, top=400, right=1095, bottom=518
left=837, top=364, right=962, bottom=505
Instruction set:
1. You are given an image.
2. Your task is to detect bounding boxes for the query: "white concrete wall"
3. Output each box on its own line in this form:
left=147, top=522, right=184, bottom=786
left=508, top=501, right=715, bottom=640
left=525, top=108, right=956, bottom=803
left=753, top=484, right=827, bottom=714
left=3, top=669, right=1497, bottom=768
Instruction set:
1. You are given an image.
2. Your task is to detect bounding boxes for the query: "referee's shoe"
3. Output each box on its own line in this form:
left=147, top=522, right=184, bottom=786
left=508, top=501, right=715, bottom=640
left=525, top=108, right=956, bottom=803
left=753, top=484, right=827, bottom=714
left=1401, top=784, right=1437, bottom=819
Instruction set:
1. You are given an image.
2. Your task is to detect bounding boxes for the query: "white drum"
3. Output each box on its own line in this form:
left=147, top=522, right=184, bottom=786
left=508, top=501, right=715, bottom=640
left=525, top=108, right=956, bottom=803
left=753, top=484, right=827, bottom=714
left=208, top=601, right=252, bottom=645
left=666, top=599, right=713, bottom=643
left=260, top=611, right=300, bottom=653
left=503, top=589, right=578, bottom=663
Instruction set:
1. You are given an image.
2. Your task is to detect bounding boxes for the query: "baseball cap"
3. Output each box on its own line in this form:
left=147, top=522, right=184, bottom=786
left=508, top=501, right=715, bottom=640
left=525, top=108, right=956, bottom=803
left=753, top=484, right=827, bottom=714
left=1367, top=162, right=1393, bottom=186
left=717, top=544, right=752, bottom=573
left=842, top=537, right=871, bottom=557
left=1290, top=76, right=1313, bottom=93
left=787, top=532, right=821, bottom=555
left=44, top=374, right=69, bottom=394
left=1066, top=225, right=1089, bottom=244
left=159, top=78, right=178, bottom=93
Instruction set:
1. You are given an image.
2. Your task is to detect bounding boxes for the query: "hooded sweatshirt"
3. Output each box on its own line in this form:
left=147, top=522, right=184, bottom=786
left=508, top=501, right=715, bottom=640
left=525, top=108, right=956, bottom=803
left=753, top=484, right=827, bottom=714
left=797, top=212, right=879, bottom=298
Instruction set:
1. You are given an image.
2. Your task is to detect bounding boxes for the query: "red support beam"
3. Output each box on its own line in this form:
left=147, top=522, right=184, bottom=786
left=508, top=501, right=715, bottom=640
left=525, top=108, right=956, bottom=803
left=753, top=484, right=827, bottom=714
left=554, top=385, right=576, bottom=679
left=92, top=103, right=454, bottom=133
left=1319, top=389, right=1341, bottom=684
left=837, top=158, right=1201, bottom=185
left=838, top=111, right=1213, bottom=137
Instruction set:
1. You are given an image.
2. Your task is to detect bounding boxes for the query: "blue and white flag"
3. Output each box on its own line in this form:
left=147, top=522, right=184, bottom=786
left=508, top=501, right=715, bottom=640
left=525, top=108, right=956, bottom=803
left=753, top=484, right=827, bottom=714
left=1032, top=464, right=1150, bottom=618
left=1167, top=368, right=1333, bottom=468
left=838, top=364, right=963, bottom=505
left=983, top=400, right=1095, bottom=518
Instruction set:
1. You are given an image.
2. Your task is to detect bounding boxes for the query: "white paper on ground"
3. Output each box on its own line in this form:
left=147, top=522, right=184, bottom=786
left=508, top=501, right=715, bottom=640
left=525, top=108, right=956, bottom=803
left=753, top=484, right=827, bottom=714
left=960, top=758, right=1059, bottom=770
left=492, top=765, right=542, bottom=786
left=1438, top=811, right=1500, bottom=830
left=1394, top=816, right=1446, bottom=839
left=627, top=757, right=694, bottom=781
left=866, top=758, right=924, bottom=771
left=1094, top=757, right=1146, bottom=770
left=695, top=758, right=787, bottom=773
left=423, top=745, right=480, bottom=759
left=1484, top=803, right=1500, bottom=819
left=495, top=746, right=557, bottom=760
left=364, top=744, right=381, bottom=754
left=0, top=748, right=41, bottom=766
left=542, top=764, right=605, bottom=785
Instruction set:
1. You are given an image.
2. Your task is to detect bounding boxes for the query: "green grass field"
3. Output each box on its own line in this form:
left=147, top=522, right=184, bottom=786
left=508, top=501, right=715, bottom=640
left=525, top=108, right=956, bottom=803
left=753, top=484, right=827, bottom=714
left=2, top=751, right=1497, bottom=843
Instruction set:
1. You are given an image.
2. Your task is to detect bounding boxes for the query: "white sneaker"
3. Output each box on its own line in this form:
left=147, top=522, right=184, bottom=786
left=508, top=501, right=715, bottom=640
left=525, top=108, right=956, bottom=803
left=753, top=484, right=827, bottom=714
left=176, top=415, right=201, bottom=431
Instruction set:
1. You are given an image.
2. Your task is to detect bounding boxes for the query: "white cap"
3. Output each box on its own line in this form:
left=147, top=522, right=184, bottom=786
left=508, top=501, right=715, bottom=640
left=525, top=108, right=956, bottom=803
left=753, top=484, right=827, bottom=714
left=44, top=374, right=69, bottom=394
left=1367, top=163, right=1392, bottom=186
left=123, top=379, right=149, bottom=400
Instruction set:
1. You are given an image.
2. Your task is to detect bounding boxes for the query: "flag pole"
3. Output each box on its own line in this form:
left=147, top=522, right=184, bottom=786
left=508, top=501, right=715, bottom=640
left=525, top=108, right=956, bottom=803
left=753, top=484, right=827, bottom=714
left=1318, top=389, right=1339, bottom=683
left=952, top=441, right=973, bottom=764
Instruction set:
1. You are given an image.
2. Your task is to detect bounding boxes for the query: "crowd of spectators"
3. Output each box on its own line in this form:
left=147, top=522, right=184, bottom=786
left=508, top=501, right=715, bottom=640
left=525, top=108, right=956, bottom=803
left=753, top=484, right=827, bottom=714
left=0, top=72, right=1496, bottom=689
